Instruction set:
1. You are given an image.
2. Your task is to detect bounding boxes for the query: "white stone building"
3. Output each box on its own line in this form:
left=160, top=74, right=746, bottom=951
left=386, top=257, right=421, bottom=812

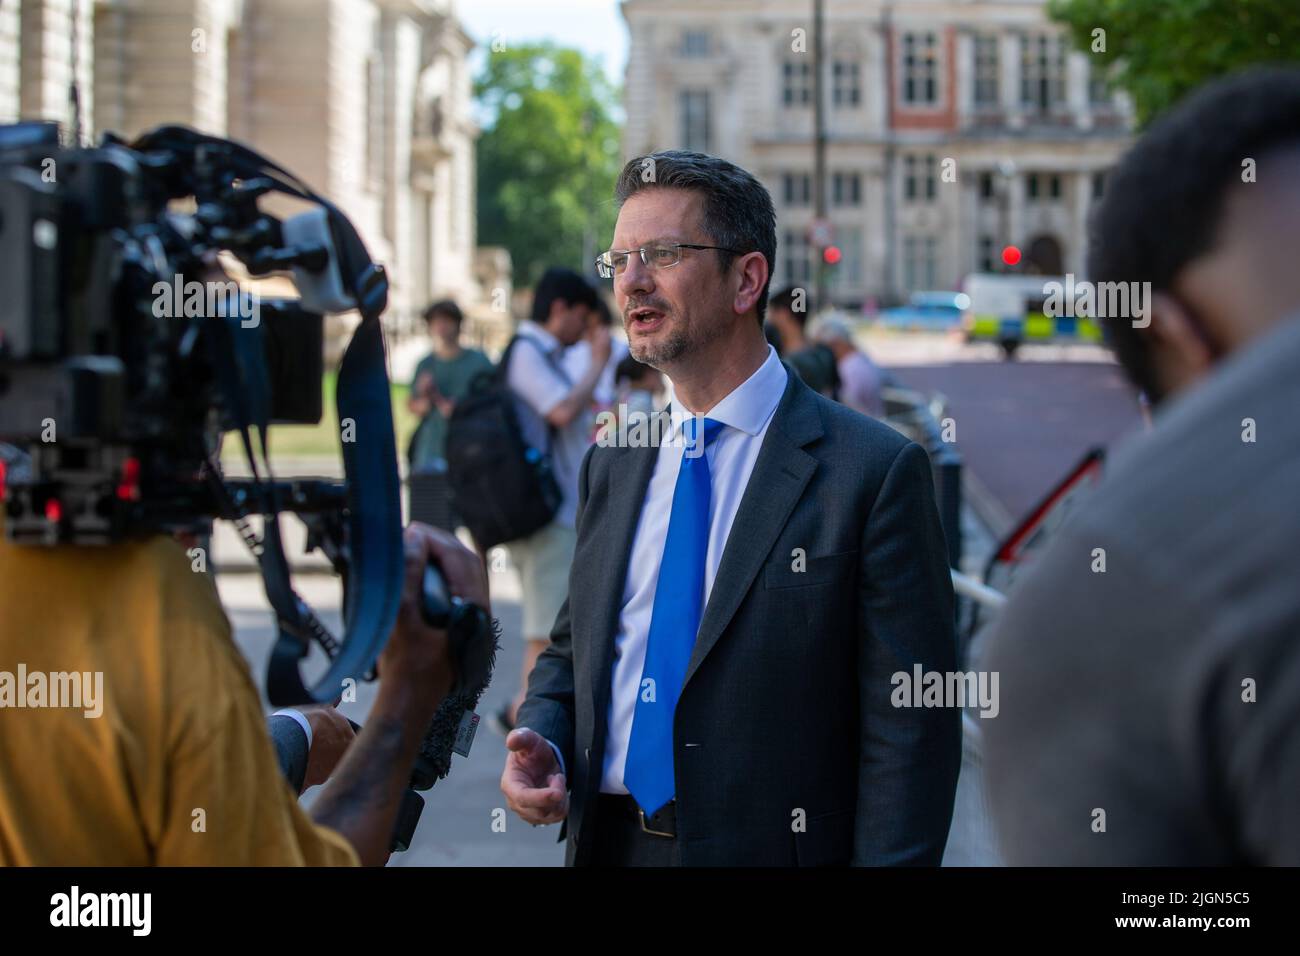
left=620, top=0, right=1134, bottom=306
left=0, top=0, right=507, bottom=351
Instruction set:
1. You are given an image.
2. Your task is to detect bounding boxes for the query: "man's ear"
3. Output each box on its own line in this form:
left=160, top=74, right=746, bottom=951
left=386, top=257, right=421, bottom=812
left=1146, top=291, right=1215, bottom=392
left=732, top=252, right=769, bottom=317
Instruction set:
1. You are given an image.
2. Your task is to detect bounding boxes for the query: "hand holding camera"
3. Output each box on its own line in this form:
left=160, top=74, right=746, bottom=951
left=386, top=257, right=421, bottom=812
left=381, top=522, right=489, bottom=721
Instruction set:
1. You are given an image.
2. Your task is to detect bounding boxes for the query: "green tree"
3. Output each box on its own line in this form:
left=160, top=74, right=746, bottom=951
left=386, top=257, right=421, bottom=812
left=1049, top=0, right=1300, bottom=125
left=475, top=42, right=622, bottom=287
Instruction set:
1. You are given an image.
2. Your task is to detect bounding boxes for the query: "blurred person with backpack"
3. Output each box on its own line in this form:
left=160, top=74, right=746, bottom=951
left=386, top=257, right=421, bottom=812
left=445, top=268, right=607, bottom=735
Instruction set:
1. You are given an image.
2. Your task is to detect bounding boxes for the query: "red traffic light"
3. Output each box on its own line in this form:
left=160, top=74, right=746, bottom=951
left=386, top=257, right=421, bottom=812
left=1001, top=245, right=1021, bottom=266
left=823, top=245, right=842, bottom=265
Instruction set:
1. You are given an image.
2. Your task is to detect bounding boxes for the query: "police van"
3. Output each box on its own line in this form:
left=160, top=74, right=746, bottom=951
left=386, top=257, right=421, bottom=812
left=960, top=272, right=1104, bottom=358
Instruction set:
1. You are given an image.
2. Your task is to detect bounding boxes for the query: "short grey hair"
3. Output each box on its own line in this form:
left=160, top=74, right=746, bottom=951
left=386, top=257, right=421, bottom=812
left=809, top=313, right=855, bottom=345
left=614, top=150, right=777, bottom=322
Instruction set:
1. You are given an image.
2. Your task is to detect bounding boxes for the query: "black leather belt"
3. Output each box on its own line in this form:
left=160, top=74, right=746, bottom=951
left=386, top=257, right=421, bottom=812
left=599, top=793, right=677, bottom=838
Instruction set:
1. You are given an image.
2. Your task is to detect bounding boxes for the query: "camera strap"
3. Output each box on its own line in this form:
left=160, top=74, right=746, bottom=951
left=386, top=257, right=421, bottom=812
left=268, top=219, right=400, bottom=704
left=263, top=304, right=402, bottom=704
left=136, top=126, right=404, bottom=704
left=210, top=209, right=400, bottom=705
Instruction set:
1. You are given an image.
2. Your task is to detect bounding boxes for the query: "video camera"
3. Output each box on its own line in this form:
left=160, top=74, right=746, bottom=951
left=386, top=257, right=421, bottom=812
left=0, top=122, right=496, bottom=850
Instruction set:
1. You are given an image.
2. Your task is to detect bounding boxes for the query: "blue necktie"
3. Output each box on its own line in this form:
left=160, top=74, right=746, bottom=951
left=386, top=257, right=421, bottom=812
left=624, top=414, right=725, bottom=817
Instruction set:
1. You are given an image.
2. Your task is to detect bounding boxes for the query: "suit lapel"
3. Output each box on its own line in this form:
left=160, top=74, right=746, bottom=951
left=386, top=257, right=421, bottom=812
left=684, top=369, right=823, bottom=689
left=587, top=441, right=658, bottom=713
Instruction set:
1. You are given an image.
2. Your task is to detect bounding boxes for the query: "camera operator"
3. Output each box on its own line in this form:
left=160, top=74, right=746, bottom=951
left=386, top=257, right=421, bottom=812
left=0, top=519, right=487, bottom=867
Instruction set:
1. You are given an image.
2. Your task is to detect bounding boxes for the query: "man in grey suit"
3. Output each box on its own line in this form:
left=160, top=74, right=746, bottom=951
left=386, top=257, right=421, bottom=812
left=499, top=150, right=960, bottom=866
left=983, top=68, right=1300, bottom=864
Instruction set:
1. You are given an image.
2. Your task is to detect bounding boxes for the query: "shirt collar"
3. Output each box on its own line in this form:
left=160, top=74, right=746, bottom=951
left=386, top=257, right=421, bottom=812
left=518, top=319, right=562, bottom=355
left=664, top=344, right=787, bottom=441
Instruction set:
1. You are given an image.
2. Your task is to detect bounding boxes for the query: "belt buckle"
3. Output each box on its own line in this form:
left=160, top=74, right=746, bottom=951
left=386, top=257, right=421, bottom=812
left=638, top=805, right=674, bottom=838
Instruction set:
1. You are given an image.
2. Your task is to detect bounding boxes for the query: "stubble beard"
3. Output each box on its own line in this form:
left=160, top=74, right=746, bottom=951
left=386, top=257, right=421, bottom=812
left=627, top=307, right=727, bottom=370
left=629, top=321, right=689, bottom=367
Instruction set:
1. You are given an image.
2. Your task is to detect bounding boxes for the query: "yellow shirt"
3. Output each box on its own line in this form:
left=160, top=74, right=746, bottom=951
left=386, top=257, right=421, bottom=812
left=0, top=518, right=358, bottom=866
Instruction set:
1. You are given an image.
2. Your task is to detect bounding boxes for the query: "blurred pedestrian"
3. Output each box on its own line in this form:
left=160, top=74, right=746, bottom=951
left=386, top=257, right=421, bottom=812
left=406, top=300, right=492, bottom=529
left=767, top=286, right=839, bottom=398
left=810, top=314, right=885, bottom=418
left=614, top=354, right=664, bottom=423
left=983, top=67, right=1300, bottom=865
left=563, top=296, right=630, bottom=442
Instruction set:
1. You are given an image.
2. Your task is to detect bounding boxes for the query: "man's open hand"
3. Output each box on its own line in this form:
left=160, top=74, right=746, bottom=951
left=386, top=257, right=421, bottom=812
left=501, top=728, right=569, bottom=825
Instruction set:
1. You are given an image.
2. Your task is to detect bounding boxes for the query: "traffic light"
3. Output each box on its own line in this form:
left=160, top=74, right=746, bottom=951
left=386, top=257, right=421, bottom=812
left=823, top=245, right=842, bottom=265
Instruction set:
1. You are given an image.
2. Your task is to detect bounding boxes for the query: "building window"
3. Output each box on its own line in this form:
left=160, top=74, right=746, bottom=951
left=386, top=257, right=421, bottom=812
left=903, top=236, right=939, bottom=291
left=1020, top=34, right=1066, bottom=112
left=1088, top=61, right=1109, bottom=105
left=902, top=32, right=939, bottom=106
left=832, top=172, right=861, bottom=207
left=833, top=60, right=861, bottom=107
left=974, top=34, right=999, bottom=106
left=680, top=90, right=711, bottom=152
left=682, top=30, right=711, bottom=57
left=978, top=235, right=995, bottom=272
left=783, top=229, right=812, bottom=285
left=783, top=60, right=812, bottom=107
left=978, top=171, right=996, bottom=201
left=904, top=154, right=937, bottom=202
left=783, top=172, right=812, bottom=206
left=1092, top=171, right=1106, bottom=200
left=1025, top=172, right=1062, bottom=201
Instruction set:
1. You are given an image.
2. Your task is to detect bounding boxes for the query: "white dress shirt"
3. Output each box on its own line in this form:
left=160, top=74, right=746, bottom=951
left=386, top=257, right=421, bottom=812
left=506, top=321, right=592, bottom=529
left=596, top=344, right=788, bottom=793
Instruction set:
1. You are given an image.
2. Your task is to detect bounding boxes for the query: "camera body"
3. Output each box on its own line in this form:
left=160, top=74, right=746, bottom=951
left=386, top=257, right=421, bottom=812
left=0, top=120, right=403, bottom=710
left=0, top=121, right=323, bottom=545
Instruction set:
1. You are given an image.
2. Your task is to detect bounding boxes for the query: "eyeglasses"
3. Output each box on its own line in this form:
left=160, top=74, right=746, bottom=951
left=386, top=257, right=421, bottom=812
left=594, top=242, right=741, bottom=279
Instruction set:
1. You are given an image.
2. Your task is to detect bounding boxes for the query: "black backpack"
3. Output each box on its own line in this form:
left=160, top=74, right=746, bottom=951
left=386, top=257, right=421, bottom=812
left=444, top=335, right=564, bottom=549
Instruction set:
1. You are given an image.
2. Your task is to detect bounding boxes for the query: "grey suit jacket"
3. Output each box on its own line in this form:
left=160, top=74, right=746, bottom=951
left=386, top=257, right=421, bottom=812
left=517, top=365, right=961, bottom=866
left=268, top=714, right=309, bottom=794
left=983, top=315, right=1300, bottom=864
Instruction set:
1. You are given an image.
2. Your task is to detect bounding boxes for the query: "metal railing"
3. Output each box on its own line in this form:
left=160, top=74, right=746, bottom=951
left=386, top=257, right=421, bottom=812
left=880, top=379, right=963, bottom=571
